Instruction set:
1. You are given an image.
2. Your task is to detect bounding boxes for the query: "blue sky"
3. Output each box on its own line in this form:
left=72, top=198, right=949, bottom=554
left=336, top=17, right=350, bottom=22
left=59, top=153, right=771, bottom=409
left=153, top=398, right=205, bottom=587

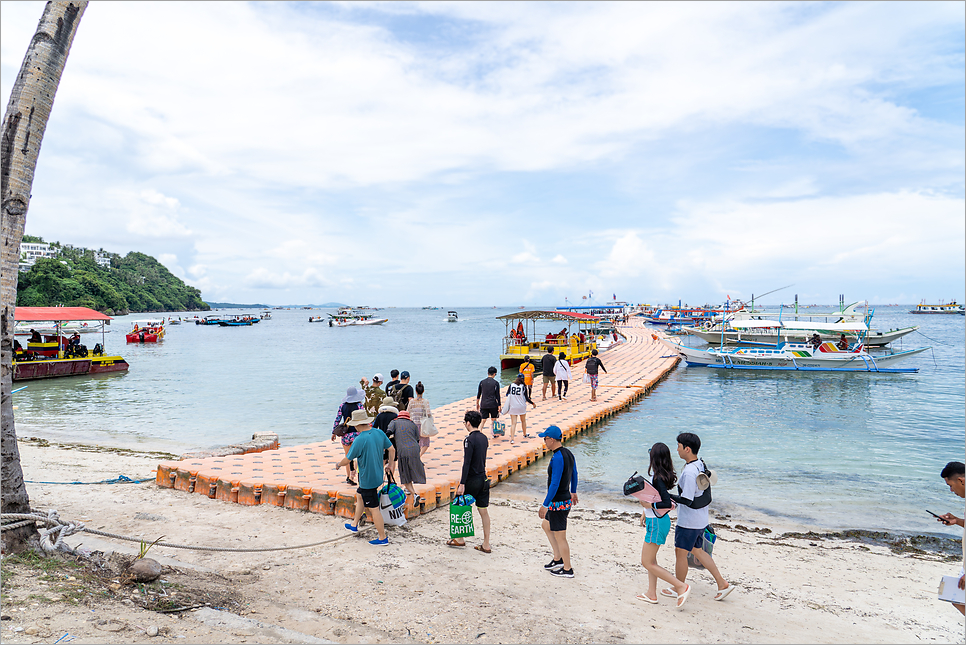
left=2, top=1, right=963, bottom=306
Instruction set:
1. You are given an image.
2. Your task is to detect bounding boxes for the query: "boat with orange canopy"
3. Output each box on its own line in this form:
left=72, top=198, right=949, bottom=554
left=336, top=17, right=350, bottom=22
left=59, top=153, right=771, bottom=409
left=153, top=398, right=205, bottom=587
left=13, top=307, right=129, bottom=381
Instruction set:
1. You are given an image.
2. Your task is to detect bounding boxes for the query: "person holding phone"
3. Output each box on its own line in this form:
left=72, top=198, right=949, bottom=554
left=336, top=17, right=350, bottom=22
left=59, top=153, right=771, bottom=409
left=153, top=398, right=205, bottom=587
left=936, top=461, right=965, bottom=615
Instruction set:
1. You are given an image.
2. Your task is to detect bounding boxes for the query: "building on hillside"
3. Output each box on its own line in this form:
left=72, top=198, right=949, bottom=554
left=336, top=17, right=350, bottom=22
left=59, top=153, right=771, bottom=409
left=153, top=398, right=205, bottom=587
left=94, top=252, right=111, bottom=268
left=19, top=242, right=56, bottom=272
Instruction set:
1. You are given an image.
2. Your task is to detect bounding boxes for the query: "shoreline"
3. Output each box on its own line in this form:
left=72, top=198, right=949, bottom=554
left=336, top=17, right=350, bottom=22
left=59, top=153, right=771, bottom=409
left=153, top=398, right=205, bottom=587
left=15, top=434, right=963, bottom=554
left=4, top=439, right=963, bottom=644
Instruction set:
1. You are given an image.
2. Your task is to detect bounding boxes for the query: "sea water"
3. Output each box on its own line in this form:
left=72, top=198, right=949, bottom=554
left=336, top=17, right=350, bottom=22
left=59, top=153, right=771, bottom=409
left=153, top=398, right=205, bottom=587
left=12, top=306, right=964, bottom=538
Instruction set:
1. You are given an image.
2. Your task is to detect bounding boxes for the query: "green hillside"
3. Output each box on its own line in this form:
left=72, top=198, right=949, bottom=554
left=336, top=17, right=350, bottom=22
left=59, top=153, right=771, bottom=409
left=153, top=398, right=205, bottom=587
left=16, top=241, right=209, bottom=315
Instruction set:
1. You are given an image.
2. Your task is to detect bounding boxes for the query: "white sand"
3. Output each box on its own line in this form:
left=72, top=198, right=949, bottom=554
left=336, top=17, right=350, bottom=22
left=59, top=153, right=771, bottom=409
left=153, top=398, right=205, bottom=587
left=2, top=440, right=963, bottom=644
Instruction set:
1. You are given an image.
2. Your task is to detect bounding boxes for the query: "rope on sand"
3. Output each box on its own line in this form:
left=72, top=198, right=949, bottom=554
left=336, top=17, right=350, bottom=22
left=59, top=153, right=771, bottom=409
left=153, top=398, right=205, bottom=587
left=24, top=475, right=155, bottom=485
left=1, top=510, right=374, bottom=554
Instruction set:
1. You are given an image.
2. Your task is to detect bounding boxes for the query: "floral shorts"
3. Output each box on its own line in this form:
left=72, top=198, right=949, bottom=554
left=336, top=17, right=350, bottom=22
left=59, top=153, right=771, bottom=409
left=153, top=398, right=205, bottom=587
left=341, top=431, right=359, bottom=447
left=589, top=374, right=599, bottom=389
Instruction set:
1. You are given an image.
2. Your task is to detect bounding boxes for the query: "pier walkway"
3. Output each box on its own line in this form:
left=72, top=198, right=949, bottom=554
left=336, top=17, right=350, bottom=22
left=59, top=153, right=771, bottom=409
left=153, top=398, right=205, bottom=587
left=155, top=321, right=678, bottom=519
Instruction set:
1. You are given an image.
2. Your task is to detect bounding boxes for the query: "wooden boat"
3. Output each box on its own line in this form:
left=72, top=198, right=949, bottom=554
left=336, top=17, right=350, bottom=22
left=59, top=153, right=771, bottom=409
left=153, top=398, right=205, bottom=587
left=654, top=334, right=928, bottom=373
left=909, top=300, right=964, bottom=314
left=218, top=315, right=260, bottom=326
left=126, top=320, right=165, bottom=342
left=13, top=307, right=129, bottom=381
left=497, top=310, right=600, bottom=370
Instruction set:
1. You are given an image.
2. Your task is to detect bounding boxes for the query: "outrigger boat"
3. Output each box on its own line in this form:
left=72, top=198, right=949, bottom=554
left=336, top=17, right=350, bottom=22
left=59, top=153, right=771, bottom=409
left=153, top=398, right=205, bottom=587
left=218, top=314, right=260, bottom=326
left=126, top=320, right=165, bottom=342
left=683, top=303, right=919, bottom=347
left=909, top=300, right=965, bottom=315
left=497, top=310, right=600, bottom=370
left=13, top=307, right=129, bottom=381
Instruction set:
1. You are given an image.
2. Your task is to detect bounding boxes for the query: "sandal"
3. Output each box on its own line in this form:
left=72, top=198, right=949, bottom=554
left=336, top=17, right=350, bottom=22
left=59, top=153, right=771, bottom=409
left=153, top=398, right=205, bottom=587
left=635, top=593, right=658, bottom=604
left=474, top=545, right=492, bottom=554
left=446, top=539, right=465, bottom=548
left=660, top=588, right=678, bottom=598
left=713, top=585, right=733, bottom=601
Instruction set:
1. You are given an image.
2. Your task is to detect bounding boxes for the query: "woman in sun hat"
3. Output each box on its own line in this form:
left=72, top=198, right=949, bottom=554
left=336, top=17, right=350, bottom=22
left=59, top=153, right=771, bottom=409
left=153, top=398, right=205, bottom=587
left=333, top=386, right=366, bottom=485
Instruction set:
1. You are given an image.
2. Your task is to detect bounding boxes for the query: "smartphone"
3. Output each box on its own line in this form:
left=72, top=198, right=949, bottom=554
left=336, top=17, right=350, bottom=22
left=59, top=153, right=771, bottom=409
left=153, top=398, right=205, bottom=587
left=926, top=509, right=949, bottom=523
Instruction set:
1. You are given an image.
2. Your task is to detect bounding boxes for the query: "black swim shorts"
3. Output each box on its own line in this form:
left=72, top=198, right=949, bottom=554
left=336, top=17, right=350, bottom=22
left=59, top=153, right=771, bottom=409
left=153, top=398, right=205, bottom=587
left=357, top=486, right=380, bottom=509
left=463, top=477, right=490, bottom=508
left=546, top=508, right=570, bottom=532
left=480, top=407, right=499, bottom=419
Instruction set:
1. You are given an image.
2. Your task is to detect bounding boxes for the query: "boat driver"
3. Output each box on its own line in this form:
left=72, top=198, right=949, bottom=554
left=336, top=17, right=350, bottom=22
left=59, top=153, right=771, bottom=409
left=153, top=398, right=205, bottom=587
left=837, top=334, right=849, bottom=351
left=807, top=333, right=822, bottom=350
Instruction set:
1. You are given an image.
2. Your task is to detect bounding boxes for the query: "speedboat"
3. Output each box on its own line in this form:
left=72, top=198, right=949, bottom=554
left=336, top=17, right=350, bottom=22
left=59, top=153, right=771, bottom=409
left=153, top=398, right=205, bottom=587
left=126, top=320, right=165, bottom=343
left=447, top=311, right=458, bottom=322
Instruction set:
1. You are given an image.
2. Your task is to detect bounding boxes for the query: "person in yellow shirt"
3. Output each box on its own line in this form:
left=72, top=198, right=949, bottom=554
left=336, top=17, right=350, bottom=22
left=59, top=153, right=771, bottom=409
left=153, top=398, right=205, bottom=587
left=521, top=355, right=536, bottom=398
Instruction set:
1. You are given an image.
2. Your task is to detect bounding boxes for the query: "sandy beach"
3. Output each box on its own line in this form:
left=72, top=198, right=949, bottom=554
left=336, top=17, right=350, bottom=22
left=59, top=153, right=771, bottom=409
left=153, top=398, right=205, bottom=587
left=2, top=438, right=963, bottom=644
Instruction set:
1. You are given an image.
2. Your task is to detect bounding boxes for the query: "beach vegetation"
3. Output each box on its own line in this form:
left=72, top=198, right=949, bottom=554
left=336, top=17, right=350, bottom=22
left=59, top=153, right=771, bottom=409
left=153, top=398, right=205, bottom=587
left=16, top=249, right=209, bottom=314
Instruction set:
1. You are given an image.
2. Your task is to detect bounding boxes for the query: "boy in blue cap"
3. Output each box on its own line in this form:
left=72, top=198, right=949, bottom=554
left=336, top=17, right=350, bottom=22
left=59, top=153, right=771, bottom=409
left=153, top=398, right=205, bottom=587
left=538, top=425, right=578, bottom=578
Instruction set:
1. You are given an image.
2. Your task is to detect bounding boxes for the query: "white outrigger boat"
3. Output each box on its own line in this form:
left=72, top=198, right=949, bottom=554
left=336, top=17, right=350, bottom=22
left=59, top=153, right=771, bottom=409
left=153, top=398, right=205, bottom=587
left=654, top=334, right=929, bottom=373
left=682, top=302, right=919, bottom=348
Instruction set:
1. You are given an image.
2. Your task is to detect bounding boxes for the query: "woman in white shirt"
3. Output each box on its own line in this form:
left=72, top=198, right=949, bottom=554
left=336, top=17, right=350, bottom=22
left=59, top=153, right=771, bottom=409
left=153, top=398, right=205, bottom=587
left=501, top=373, right=537, bottom=444
left=553, top=351, right=572, bottom=400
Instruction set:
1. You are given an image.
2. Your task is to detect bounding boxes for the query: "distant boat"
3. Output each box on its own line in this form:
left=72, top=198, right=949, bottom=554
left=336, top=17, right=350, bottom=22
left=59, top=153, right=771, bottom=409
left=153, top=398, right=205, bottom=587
left=447, top=311, right=458, bottom=322
left=127, top=320, right=165, bottom=343
left=909, top=300, right=964, bottom=315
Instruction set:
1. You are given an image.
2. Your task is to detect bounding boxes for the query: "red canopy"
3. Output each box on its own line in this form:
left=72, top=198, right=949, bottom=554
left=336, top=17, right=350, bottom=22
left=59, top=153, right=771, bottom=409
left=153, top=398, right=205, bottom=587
left=15, top=307, right=112, bottom=322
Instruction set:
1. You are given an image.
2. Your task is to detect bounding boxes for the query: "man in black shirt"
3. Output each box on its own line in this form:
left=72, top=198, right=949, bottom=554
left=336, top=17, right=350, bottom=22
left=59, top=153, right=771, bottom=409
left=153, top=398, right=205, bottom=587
left=540, top=347, right=557, bottom=401
left=476, top=366, right=502, bottom=435
left=385, top=369, right=401, bottom=396
left=395, top=371, right=414, bottom=410
left=584, top=349, right=607, bottom=402
left=447, top=410, right=491, bottom=552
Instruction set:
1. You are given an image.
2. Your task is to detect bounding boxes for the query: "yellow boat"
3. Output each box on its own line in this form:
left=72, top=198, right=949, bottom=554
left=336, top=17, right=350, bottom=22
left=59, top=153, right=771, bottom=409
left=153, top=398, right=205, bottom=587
left=497, top=310, right=600, bottom=370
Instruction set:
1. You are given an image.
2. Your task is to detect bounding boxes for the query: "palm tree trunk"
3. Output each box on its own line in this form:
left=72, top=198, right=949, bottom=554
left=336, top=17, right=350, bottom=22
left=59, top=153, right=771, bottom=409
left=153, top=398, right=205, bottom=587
left=2, top=1, right=87, bottom=553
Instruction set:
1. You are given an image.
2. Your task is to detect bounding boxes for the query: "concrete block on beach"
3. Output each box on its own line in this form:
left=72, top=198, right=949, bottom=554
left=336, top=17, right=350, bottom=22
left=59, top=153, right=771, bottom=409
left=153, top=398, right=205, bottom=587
left=178, top=431, right=280, bottom=460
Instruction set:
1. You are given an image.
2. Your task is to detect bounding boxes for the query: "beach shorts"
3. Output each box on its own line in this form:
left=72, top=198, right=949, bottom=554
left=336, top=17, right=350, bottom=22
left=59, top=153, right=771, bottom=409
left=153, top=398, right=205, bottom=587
left=357, top=486, right=380, bottom=509
left=542, top=374, right=555, bottom=384
left=588, top=374, right=599, bottom=389
left=644, top=514, right=671, bottom=545
left=674, top=525, right=705, bottom=552
left=480, top=407, right=499, bottom=419
left=546, top=507, right=570, bottom=532
left=341, top=431, right=359, bottom=447
left=463, top=476, right=490, bottom=508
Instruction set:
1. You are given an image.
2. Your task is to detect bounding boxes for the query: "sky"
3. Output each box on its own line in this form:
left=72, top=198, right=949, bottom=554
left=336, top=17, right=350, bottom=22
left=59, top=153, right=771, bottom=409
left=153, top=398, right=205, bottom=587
left=1, top=1, right=963, bottom=307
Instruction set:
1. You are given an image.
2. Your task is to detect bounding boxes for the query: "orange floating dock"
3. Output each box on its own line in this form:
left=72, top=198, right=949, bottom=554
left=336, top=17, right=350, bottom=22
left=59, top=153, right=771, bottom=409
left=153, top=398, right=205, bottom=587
left=155, top=321, right=679, bottom=519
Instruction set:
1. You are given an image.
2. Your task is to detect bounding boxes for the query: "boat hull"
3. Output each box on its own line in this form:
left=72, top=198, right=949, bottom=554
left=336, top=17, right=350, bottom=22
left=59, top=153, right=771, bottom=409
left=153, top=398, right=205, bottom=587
left=683, top=325, right=919, bottom=347
left=13, top=354, right=129, bottom=381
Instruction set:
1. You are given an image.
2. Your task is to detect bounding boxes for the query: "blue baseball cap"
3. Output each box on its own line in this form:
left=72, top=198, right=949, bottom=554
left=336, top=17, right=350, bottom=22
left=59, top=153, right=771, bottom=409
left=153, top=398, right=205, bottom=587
left=538, top=425, right=562, bottom=440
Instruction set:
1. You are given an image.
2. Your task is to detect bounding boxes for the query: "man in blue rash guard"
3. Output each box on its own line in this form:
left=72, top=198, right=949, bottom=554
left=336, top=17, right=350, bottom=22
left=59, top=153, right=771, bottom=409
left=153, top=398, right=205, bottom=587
left=538, top=425, right=578, bottom=578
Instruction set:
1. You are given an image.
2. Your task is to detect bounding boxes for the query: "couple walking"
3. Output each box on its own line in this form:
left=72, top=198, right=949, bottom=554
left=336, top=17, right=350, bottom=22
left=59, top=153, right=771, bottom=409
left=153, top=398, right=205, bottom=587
left=636, top=432, right=732, bottom=607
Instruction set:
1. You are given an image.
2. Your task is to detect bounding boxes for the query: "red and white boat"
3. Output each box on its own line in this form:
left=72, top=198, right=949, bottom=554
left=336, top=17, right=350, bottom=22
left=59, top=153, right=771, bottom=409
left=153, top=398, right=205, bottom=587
left=126, top=319, right=165, bottom=343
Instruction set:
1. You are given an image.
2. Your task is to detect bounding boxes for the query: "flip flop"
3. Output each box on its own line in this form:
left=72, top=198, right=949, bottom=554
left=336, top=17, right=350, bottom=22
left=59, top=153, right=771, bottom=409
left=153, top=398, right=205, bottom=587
left=660, top=588, right=678, bottom=598
left=635, top=593, right=658, bottom=604
left=676, top=585, right=692, bottom=608
left=713, top=585, right=733, bottom=601
left=446, top=539, right=466, bottom=548
left=474, top=545, right=492, bottom=554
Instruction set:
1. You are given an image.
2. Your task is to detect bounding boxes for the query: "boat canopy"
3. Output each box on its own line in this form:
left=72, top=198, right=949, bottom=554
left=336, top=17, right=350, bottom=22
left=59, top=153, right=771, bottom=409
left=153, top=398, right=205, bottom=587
left=497, top=310, right=600, bottom=322
left=729, top=319, right=867, bottom=332
left=15, top=307, right=112, bottom=323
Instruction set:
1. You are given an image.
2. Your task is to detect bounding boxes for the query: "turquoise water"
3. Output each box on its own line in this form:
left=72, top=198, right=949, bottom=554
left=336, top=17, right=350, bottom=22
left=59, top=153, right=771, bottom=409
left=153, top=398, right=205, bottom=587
left=13, top=306, right=964, bottom=537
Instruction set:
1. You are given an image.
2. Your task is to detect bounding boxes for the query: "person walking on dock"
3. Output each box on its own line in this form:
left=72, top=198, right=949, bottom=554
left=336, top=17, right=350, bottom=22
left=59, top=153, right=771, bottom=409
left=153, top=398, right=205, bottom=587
left=539, top=425, right=578, bottom=578
left=936, top=461, right=965, bottom=616
left=407, top=381, right=434, bottom=457
left=502, top=373, right=537, bottom=444
left=395, top=371, right=415, bottom=410
left=521, top=356, right=536, bottom=399
left=666, top=432, right=732, bottom=601
left=389, top=410, right=426, bottom=506
left=553, top=352, right=571, bottom=400
left=476, top=366, right=502, bottom=435
left=636, top=442, right=691, bottom=607
left=333, top=386, right=366, bottom=485
left=360, top=373, right=386, bottom=417
left=584, top=349, right=607, bottom=402
left=337, top=409, right=395, bottom=546
left=385, top=369, right=401, bottom=396
left=446, top=410, right=492, bottom=552
left=541, top=347, right=557, bottom=400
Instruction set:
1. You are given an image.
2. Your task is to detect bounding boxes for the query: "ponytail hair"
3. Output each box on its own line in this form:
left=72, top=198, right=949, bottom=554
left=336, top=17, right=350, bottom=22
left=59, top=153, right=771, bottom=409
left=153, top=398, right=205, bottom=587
left=415, top=381, right=425, bottom=395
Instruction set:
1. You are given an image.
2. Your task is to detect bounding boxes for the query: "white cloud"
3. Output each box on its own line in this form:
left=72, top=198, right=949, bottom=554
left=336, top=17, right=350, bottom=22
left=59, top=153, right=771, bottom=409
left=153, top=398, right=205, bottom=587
left=245, top=267, right=330, bottom=290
